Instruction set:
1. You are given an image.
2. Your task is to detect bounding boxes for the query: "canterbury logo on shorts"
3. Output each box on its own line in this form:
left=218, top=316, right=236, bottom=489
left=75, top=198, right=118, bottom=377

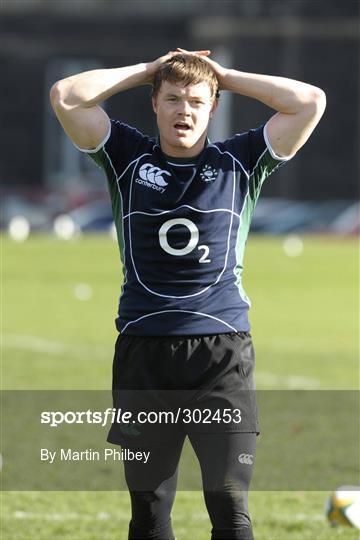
left=135, top=163, right=171, bottom=194
left=238, top=453, right=254, bottom=465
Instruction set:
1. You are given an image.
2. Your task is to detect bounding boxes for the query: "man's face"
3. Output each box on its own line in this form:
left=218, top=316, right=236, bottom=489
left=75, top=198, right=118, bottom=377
left=152, top=80, right=217, bottom=157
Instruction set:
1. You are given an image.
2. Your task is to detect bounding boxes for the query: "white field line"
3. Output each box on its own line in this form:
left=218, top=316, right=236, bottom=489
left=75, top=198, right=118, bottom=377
left=12, top=510, right=325, bottom=522
left=4, top=333, right=321, bottom=389
left=255, top=371, right=321, bottom=389
left=12, top=510, right=128, bottom=521
left=266, top=512, right=324, bottom=522
left=3, top=334, right=109, bottom=360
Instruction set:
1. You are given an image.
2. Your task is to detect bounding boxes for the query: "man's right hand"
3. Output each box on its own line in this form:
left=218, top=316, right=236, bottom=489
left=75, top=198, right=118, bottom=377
left=50, top=62, right=153, bottom=151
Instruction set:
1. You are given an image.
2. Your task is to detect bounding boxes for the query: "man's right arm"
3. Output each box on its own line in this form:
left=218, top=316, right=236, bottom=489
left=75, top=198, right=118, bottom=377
left=50, top=63, right=153, bottom=150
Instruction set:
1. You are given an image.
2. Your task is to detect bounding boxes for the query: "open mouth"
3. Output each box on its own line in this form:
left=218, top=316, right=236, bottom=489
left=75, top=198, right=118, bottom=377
left=174, top=122, right=191, bottom=131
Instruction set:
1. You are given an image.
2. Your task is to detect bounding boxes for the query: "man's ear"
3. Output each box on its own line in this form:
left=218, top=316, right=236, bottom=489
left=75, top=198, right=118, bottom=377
left=209, top=98, right=219, bottom=118
left=152, top=95, right=157, bottom=114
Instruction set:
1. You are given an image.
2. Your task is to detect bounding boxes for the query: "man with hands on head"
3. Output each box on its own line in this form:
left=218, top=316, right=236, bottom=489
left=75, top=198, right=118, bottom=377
left=51, top=48, right=325, bottom=540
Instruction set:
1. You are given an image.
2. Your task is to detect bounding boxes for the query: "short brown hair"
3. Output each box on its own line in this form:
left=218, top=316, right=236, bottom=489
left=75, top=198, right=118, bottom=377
left=152, top=54, right=219, bottom=101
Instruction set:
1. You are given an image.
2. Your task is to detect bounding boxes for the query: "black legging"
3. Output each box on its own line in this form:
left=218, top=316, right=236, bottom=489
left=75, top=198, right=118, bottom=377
left=124, top=431, right=257, bottom=540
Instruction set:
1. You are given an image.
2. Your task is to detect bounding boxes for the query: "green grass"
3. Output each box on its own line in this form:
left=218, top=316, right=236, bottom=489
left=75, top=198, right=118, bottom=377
left=2, top=491, right=359, bottom=540
left=1, top=234, right=359, bottom=539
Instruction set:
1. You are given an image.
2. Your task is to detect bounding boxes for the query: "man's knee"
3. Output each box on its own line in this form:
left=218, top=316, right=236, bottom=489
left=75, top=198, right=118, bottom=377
left=204, top=490, right=254, bottom=540
left=129, top=517, right=175, bottom=540
left=129, top=490, right=176, bottom=540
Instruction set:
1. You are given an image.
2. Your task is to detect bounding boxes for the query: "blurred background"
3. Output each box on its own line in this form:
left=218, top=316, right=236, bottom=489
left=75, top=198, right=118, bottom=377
left=1, top=0, right=359, bottom=238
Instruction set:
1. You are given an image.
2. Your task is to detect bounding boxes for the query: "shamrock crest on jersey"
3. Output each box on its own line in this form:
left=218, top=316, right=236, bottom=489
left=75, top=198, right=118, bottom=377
left=200, top=164, right=218, bottom=183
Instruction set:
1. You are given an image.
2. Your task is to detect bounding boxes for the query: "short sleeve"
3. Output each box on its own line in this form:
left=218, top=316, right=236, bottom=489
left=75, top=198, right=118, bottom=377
left=248, top=123, right=294, bottom=203
left=74, top=119, right=149, bottom=184
left=222, top=123, right=293, bottom=205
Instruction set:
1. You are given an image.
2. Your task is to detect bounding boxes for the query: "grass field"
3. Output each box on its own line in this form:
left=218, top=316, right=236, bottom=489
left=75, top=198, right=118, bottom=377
left=1, top=234, right=359, bottom=539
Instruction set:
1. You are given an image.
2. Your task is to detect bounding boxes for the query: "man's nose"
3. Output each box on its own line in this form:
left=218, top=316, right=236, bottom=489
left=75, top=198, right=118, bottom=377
left=177, top=100, right=191, bottom=115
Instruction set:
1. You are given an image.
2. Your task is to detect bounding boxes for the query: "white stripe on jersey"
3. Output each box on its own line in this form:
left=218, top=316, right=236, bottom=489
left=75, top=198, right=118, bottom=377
left=121, top=309, right=238, bottom=333
left=208, top=144, right=249, bottom=178
left=122, top=204, right=241, bottom=220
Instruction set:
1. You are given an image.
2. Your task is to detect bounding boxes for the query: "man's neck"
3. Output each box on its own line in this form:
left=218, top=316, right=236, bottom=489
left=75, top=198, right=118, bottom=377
left=158, top=136, right=209, bottom=161
left=162, top=152, right=201, bottom=164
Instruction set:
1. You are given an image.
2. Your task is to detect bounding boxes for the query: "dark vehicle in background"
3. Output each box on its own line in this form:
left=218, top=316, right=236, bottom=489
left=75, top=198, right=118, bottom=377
left=251, top=199, right=356, bottom=235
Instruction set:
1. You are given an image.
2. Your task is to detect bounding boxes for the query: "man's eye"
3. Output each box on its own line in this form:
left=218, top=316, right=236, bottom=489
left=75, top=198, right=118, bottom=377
left=167, top=97, right=177, bottom=102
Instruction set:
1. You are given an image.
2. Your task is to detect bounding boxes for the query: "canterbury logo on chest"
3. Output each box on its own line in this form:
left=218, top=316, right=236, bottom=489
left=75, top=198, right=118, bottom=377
left=134, top=163, right=171, bottom=194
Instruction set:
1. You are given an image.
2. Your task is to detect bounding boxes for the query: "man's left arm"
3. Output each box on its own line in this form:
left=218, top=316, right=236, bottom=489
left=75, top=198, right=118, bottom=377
left=202, top=56, right=326, bottom=158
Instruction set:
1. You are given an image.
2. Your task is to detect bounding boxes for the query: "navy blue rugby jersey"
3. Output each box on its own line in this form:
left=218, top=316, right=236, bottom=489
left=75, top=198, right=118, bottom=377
left=76, top=120, right=291, bottom=335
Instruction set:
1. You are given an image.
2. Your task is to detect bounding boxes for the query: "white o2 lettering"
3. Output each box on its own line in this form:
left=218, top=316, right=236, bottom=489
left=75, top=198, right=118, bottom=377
left=158, top=218, right=210, bottom=263
left=159, top=218, right=198, bottom=256
left=198, top=245, right=211, bottom=263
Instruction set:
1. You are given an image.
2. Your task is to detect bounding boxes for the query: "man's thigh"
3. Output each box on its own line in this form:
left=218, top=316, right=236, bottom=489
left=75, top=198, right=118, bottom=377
left=188, top=431, right=257, bottom=491
left=122, top=432, right=186, bottom=491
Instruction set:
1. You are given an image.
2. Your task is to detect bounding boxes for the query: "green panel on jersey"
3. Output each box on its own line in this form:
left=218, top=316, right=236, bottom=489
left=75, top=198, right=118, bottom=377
left=234, top=151, right=284, bottom=305
left=91, top=148, right=127, bottom=293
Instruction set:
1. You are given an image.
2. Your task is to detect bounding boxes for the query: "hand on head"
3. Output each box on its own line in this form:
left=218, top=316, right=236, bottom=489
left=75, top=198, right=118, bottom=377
left=146, top=48, right=227, bottom=90
left=175, top=48, right=227, bottom=89
left=146, top=48, right=211, bottom=83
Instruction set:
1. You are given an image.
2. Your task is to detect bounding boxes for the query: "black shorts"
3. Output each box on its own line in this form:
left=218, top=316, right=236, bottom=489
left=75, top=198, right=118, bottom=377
left=107, top=332, right=259, bottom=447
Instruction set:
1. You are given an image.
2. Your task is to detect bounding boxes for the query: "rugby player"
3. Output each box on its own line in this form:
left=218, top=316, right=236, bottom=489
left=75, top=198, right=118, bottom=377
left=50, top=48, right=326, bottom=540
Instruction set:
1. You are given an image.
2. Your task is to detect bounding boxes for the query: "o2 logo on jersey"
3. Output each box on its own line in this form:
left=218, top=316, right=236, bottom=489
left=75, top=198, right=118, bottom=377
left=134, top=163, right=171, bottom=194
left=129, top=208, right=231, bottom=296
left=159, top=218, right=211, bottom=263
